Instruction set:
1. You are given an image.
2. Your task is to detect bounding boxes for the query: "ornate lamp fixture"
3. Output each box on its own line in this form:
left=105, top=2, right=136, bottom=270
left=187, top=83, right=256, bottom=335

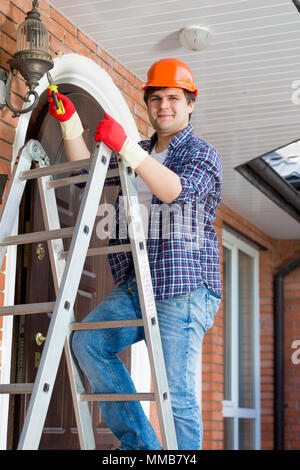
left=0, top=0, right=53, bottom=117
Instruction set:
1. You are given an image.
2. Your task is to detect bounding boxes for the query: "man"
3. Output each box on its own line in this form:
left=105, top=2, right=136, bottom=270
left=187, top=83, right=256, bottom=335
left=48, top=58, right=222, bottom=450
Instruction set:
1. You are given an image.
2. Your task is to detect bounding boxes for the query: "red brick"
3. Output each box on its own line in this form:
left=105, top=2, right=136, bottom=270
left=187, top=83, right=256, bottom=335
left=0, top=120, right=15, bottom=144
left=96, top=47, right=114, bottom=69
left=38, top=0, right=50, bottom=15
left=64, top=31, right=90, bottom=57
left=1, top=30, right=16, bottom=56
left=49, top=34, right=72, bottom=56
left=0, top=2, right=20, bottom=23
left=0, top=273, right=5, bottom=290
left=1, top=256, right=6, bottom=272
left=135, top=102, right=150, bottom=123
left=123, top=80, right=145, bottom=107
left=40, top=10, right=64, bottom=42
left=10, top=0, right=32, bottom=15
left=0, top=13, right=18, bottom=40
left=114, top=60, right=135, bottom=85
left=77, top=30, right=96, bottom=53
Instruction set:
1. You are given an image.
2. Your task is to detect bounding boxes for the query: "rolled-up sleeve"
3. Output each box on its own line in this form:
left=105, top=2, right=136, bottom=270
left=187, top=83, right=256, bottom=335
left=171, top=144, right=221, bottom=205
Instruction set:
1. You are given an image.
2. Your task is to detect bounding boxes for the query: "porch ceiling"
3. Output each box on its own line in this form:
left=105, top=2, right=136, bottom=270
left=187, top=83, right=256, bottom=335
left=48, top=0, right=300, bottom=239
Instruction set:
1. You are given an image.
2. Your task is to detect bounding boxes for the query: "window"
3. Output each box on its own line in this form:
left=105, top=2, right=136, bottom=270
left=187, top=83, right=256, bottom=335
left=222, top=230, right=260, bottom=449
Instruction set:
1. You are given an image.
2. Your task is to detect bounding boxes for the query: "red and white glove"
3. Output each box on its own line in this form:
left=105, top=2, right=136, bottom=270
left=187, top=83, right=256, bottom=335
left=47, top=91, right=83, bottom=140
left=95, top=113, right=147, bottom=169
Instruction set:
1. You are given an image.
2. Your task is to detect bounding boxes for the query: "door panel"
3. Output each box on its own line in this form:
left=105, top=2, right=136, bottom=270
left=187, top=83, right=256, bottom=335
left=16, top=85, right=129, bottom=449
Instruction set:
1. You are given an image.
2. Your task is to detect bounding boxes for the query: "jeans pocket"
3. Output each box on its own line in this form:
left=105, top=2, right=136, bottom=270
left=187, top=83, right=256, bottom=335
left=205, top=291, right=221, bottom=332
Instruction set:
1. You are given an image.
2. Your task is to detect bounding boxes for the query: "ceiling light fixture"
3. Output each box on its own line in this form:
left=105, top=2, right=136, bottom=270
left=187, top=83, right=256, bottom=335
left=0, top=0, right=53, bottom=117
left=179, top=25, right=211, bottom=51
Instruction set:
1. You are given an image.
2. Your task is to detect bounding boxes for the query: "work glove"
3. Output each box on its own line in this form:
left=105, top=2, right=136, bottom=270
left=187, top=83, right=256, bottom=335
left=95, top=113, right=147, bottom=169
left=47, top=91, right=83, bottom=140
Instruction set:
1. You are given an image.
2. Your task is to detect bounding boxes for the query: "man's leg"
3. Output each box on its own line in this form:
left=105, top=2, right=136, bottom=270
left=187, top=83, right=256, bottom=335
left=155, top=285, right=220, bottom=450
left=71, top=275, right=162, bottom=450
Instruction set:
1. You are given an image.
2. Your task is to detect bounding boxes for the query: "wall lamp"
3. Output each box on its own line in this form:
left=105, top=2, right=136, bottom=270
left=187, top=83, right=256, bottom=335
left=0, top=0, right=53, bottom=118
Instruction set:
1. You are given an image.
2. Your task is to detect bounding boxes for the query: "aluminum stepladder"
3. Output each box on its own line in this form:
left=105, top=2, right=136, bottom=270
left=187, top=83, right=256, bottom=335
left=0, top=139, right=178, bottom=450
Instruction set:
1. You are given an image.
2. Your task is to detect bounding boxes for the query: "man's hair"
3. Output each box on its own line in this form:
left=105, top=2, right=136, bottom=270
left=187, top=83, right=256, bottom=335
left=143, top=86, right=196, bottom=122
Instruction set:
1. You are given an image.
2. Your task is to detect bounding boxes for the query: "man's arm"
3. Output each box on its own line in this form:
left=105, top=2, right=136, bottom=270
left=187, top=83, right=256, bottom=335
left=63, top=129, right=181, bottom=202
left=63, top=134, right=90, bottom=162
left=135, top=155, right=182, bottom=204
left=95, top=113, right=183, bottom=204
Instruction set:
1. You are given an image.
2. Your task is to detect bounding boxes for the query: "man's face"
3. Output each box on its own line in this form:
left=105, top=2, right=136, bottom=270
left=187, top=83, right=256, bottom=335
left=146, top=87, right=195, bottom=137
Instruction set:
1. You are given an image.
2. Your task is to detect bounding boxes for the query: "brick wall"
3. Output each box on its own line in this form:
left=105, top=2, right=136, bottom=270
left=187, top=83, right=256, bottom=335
left=1, top=0, right=300, bottom=450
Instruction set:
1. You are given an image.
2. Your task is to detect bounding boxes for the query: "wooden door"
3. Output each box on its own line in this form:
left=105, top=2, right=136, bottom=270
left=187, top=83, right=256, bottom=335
left=14, top=85, right=129, bottom=449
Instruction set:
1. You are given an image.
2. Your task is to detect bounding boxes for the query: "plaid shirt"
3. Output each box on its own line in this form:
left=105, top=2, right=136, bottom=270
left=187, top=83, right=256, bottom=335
left=105, top=124, right=223, bottom=300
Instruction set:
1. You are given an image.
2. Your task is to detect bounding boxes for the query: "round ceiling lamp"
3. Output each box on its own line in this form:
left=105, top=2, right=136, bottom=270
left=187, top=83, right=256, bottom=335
left=179, top=25, right=211, bottom=51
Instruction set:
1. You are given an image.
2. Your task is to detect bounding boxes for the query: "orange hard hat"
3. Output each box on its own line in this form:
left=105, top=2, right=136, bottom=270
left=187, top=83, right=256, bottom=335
left=143, top=58, right=198, bottom=97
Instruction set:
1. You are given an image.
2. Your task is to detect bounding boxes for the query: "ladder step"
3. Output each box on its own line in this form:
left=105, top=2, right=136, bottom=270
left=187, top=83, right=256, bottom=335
left=19, top=158, right=92, bottom=180
left=70, top=319, right=144, bottom=331
left=47, top=168, right=120, bottom=189
left=58, top=243, right=132, bottom=260
left=0, top=227, right=74, bottom=247
left=0, top=302, right=55, bottom=317
left=0, top=384, right=34, bottom=394
left=47, top=174, right=89, bottom=189
left=80, top=393, right=155, bottom=402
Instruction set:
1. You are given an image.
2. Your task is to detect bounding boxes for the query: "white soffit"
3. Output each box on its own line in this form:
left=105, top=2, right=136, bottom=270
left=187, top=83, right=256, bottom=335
left=48, top=0, right=300, bottom=239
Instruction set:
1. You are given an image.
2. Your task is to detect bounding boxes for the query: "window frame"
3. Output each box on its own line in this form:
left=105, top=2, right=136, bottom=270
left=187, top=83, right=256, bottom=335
left=222, top=229, right=261, bottom=450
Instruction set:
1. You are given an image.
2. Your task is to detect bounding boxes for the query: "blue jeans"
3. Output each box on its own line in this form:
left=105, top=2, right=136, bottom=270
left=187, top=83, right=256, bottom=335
left=72, top=271, right=220, bottom=450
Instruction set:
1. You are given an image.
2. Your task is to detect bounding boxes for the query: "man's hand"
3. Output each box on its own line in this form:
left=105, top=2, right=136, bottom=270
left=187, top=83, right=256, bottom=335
left=47, top=91, right=75, bottom=122
left=47, top=91, right=83, bottom=140
left=94, top=113, right=147, bottom=169
left=94, top=113, right=127, bottom=152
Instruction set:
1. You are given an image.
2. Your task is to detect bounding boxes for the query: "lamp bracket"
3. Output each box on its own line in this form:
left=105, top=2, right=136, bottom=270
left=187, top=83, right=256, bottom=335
left=4, top=68, right=39, bottom=118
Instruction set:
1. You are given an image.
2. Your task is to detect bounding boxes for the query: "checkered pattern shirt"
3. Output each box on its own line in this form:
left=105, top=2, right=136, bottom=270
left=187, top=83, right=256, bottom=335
left=105, top=124, right=223, bottom=300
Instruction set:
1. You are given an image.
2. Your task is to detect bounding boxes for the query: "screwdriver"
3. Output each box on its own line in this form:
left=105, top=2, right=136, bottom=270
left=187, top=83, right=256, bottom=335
left=46, top=71, right=65, bottom=115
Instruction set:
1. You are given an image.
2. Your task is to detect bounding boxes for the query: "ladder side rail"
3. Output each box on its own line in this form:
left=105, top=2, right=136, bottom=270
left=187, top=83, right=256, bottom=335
left=117, top=158, right=178, bottom=450
left=36, top=162, right=96, bottom=450
left=17, top=142, right=111, bottom=449
left=0, top=143, right=33, bottom=268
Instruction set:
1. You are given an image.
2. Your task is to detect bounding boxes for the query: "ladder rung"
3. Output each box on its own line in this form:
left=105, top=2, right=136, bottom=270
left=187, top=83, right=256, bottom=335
left=47, top=174, right=89, bottom=189
left=80, top=393, right=155, bottom=402
left=0, top=384, right=34, bottom=394
left=47, top=169, right=120, bottom=190
left=0, top=302, right=55, bottom=317
left=19, top=159, right=92, bottom=180
left=70, top=319, right=144, bottom=331
left=58, top=243, right=132, bottom=260
left=0, top=227, right=74, bottom=247
left=106, top=169, right=120, bottom=179
left=20, top=162, right=119, bottom=184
